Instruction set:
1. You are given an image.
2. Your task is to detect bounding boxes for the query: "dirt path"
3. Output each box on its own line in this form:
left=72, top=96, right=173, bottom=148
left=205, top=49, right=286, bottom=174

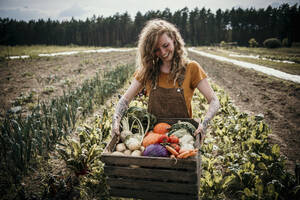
left=189, top=51, right=300, bottom=173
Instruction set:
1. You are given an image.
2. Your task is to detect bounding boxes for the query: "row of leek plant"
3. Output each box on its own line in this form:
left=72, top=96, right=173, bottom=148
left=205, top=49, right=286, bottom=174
left=0, top=63, right=135, bottom=197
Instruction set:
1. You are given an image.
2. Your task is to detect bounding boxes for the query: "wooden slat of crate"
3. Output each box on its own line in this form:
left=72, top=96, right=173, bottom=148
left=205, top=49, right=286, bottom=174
left=107, top=177, right=198, bottom=194
left=109, top=187, right=199, bottom=200
left=104, top=165, right=197, bottom=183
left=101, top=153, right=196, bottom=170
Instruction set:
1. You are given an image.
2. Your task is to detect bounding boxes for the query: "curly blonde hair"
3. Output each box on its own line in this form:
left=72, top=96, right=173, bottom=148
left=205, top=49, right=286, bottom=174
left=136, top=19, right=189, bottom=88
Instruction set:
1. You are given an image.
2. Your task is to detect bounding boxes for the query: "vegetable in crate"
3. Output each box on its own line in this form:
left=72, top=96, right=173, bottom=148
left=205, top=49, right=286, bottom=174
left=119, top=108, right=149, bottom=151
left=125, top=134, right=143, bottom=151
left=126, top=106, right=157, bottom=134
left=168, top=121, right=196, bottom=135
left=116, top=143, right=126, bottom=152
left=142, top=131, right=161, bottom=147
left=120, top=116, right=133, bottom=142
left=180, top=134, right=195, bottom=151
left=170, top=128, right=191, bottom=138
left=170, top=143, right=180, bottom=152
left=158, top=134, right=169, bottom=143
left=120, top=113, right=146, bottom=142
left=124, top=149, right=131, bottom=156
left=131, top=150, right=142, bottom=156
left=119, top=106, right=157, bottom=151
left=165, top=145, right=179, bottom=156
left=168, top=121, right=197, bottom=150
left=177, top=149, right=198, bottom=159
left=179, top=134, right=194, bottom=147
left=153, top=122, right=171, bottom=134
left=142, top=144, right=169, bottom=157
left=112, top=151, right=124, bottom=156
left=169, top=135, right=179, bottom=144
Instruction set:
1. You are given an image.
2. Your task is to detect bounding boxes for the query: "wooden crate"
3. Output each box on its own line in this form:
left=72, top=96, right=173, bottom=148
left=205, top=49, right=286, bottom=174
left=101, top=118, right=201, bottom=200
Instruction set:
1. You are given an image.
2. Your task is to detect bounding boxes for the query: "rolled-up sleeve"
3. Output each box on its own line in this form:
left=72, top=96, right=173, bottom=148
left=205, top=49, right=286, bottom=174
left=190, top=61, right=207, bottom=89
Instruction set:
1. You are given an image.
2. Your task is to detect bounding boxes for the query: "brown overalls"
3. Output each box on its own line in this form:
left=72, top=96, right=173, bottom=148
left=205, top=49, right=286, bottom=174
left=147, top=76, right=201, bottom=148
left=147, top=79, right=190, bottom=120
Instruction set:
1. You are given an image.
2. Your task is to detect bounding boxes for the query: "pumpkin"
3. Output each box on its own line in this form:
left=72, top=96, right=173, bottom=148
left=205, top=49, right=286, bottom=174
left=142, top=131, right=161, bottom=147
left=153, top=122, right=171, bottom=134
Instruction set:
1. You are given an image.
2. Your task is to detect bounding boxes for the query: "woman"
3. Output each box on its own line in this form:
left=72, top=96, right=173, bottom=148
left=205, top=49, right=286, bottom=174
left=112, top=19, right=220, bottom=144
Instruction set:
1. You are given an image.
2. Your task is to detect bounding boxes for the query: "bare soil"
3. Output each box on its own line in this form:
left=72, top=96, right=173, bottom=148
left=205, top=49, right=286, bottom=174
left=0, top=51, right=136, bottom=118
left=189, top=51, right=300, bottom=174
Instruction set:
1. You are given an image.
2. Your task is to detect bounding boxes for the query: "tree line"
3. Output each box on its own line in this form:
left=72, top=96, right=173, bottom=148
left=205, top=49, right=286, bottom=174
left=0, top=3, right=299, bottom=47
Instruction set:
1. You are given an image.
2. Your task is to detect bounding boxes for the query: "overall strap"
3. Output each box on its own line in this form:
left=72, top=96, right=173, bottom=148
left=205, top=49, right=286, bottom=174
left=177, top=73, right=185, bottom=88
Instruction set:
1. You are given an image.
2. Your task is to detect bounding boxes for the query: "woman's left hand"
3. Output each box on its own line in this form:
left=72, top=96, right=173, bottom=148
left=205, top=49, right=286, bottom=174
left=194, top=123, right=207, bottom=145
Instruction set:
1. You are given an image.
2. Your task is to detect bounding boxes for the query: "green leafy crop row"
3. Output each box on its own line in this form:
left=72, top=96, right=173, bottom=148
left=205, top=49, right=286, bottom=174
left=0, top=64, right=135, bottom=199
left=193, top=84, right=300, bottom=200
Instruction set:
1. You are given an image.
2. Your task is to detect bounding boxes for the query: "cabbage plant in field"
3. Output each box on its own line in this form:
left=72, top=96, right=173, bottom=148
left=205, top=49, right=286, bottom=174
left=193, top=84, right=299, bottom=200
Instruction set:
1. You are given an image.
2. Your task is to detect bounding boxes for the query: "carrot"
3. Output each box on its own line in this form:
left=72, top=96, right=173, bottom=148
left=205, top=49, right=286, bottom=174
left=177, top=150, right=192, bottom=158
left=179, top=148, right=199, bottom=154
left=182, top=150, right=197, bottom=158
left=179, top=149, right=188, bottom=154
left=165, top=145, right=179, bottom=156
left=177, top=149, right=198, bottom=159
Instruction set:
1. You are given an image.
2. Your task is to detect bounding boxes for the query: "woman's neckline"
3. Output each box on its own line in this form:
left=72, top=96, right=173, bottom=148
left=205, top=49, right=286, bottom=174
left=160, top=64, right=171, bottom=74
left=160, top=71, right=170, bottom=75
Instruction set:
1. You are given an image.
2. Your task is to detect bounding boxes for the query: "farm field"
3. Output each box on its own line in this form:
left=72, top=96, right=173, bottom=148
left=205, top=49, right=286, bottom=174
left=0, top=48, right=136, bottom=116
left=0, top=46, right=299, bottom=199
left=189, top=50, right=300, bottom=172
left=194, top=46, right=300, bottom=75
left=0, top=45, right=112, bottom=57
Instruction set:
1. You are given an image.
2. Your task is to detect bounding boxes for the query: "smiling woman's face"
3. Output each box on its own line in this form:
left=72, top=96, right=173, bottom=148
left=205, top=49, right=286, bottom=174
left=154, top=33, right=175, bottom=63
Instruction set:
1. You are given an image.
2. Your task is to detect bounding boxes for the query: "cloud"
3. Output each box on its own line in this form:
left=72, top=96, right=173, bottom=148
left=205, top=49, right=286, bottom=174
left=270, top=2, right=282, bottom=7
left=59, top=4, right=87, bottom=18
left=0, top=0, right=298, bottom=21
left=0, top=8, right=48, bottom=21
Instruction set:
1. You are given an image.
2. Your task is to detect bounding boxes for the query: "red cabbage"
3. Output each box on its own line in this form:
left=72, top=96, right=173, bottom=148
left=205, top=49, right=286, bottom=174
left=142, top=144, right=169, bottom=157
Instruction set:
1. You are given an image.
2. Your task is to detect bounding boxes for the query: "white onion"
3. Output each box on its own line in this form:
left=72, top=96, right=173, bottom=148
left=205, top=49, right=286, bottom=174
left=131, top=150, right=142, bottom=156
left=116, top=143, right=126, bottom=152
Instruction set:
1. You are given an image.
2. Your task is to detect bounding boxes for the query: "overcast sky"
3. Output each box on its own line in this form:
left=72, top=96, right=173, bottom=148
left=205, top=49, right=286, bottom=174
left=0, top=0, right=299, bottom=21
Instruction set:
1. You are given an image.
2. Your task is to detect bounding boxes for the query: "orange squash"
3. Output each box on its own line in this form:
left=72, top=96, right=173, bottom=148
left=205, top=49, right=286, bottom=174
left=142, top=132, right=161, bottom=147
left=153, top=122, right=171, bottom=134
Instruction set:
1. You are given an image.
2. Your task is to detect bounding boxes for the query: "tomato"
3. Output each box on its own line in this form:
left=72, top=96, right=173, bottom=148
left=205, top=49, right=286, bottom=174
left=170, top=143, right=181, bottom=152
left=169, top=135, right=179, bottom=144
left=158, top=134, right=169, bottom=143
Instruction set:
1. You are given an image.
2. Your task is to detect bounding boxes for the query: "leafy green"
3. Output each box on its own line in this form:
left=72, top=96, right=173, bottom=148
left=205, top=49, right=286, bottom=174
left=168, top=121, right=196, bottom=136
left=126, top=106, right=157, bottom=135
